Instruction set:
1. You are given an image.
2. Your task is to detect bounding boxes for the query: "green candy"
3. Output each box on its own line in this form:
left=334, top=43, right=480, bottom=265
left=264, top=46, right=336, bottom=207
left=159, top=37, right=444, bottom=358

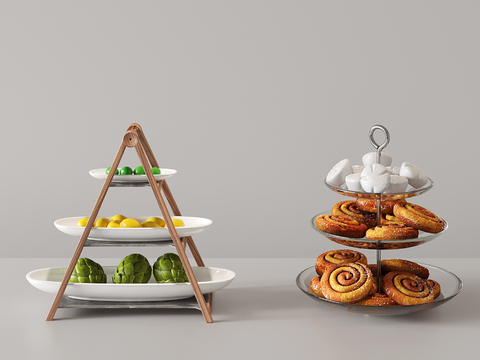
left=151, top=167, right=161, bottom=174
left=119, top=166, right=133, bottom=175
left=69, top=258, right=106, bottom=283
left=106, top=166, right=119, bottom=175
left=153, top=253, right=189, bottom=283
left=134, top=166, right=145, bottom=175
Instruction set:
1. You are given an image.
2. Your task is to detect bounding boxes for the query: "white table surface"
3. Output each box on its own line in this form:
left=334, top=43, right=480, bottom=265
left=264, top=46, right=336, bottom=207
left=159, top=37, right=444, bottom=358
left=4, top=257, right=479, bottom=359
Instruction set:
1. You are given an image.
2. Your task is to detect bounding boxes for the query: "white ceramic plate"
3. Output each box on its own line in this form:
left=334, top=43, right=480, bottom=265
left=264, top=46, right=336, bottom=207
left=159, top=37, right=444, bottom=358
left=26, top=266, right=235, bottom=301
left=89, top=168, right=177, bottom=182
left=54, top=216, right=213, bottom=241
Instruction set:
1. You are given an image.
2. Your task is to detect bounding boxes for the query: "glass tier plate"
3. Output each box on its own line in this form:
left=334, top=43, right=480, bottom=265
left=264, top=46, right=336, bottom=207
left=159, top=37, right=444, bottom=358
left=311, top=212, right=448, bottom=250
left=324, top=177, right=433, bottom=199
left=296, top=263, right=462, bottom=316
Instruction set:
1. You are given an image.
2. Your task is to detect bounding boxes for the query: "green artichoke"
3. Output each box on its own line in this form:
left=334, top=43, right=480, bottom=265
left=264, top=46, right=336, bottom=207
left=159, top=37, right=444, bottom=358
left=112, top=253, right=152, bottom=284
left=153, top=253, right=189, bottom=283
left=69, top=258, right=106, bottom=283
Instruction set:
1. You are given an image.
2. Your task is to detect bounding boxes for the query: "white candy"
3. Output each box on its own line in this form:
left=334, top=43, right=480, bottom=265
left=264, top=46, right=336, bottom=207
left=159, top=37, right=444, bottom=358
left=386, top=166, right=400, bottom=175
left=362, top=152, right=392, bottom=167
left=352, top=165, right=365, bottom=174
left=345, top=173, right=363, bottom=192
left=326, top=159, right=353, bottom=187
left=399, top=162, right=428, bottom=188
left=360, top=163, right=391, bottom=193
left=384, top=175, right=408, bottom=193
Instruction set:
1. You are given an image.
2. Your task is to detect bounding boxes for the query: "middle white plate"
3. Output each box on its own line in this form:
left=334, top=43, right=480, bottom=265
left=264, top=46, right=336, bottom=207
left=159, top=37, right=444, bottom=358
left=54, top=216, right=213, bottom=241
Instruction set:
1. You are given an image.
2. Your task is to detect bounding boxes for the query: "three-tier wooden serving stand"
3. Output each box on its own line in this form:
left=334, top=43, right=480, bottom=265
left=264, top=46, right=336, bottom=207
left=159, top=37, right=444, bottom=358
left=46, top=123, right=213, bottom=323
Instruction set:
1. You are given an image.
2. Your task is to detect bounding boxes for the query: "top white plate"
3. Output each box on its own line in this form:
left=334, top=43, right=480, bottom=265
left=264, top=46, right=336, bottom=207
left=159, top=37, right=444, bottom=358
left=89, top=168, right=177, bottom=183
left=54, top=216, right=213, bottom=241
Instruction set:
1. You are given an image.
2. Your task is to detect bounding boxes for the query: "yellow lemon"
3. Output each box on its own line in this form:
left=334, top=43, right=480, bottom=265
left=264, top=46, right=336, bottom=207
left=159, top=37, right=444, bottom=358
left=120, top=218, right=142, bottom=228
left=141, top=220, right=161, bottom=228
left=107, top=220, right=121, bottom=228
left=111, top=214, right=127, bottom=222
left=77, top=217, right=89, bottom=227
left=94, top=218, right=110, bottom=228
left=146, top=217, right=166, bottom=227
left=171, top=218, right=185, bottom=227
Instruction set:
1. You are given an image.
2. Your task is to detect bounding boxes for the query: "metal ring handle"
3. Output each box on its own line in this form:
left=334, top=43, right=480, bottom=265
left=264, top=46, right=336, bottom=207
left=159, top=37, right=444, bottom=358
left=369, top=125, right=390, bottom=163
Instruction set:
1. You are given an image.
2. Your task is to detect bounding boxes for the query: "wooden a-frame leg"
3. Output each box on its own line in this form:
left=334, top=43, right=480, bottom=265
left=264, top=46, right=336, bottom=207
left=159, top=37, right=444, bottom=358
left=127, top=125, right=212, bottom=318
left=129, top=124, right=207, bottom=267
left=130, top=132, right=213, bottom=323
left=45, top=142, right=127, bottom=321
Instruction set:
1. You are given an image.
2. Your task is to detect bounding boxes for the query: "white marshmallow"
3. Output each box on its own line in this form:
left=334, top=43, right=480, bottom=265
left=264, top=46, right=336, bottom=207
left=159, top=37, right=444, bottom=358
left=384, top=175, right=409, bottom=193
left=386, top=166, right=400, bottom=175
left=352, top=165, right=365, bottom=174
left=326, top=159, right=353, bottom=187
left=399, top=162, right=428, bottom=188
left=362, top=152, right=393, bottom=167
left=345, top=173, right=363, bottom=192
left=360, top=163, right=391, bottom=193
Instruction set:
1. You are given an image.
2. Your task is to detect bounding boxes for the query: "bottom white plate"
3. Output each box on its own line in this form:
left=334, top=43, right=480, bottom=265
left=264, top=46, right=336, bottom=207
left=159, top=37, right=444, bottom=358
left=296, top=263, right=462, bottom=316
left=27, top=266, right=235, bottom=302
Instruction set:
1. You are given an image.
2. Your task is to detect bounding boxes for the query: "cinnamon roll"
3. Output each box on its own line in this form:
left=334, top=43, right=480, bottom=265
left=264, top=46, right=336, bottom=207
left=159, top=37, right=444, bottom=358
left=381, top=259, right=429, bottom=279
left=332, top=200, right=377, bottom=228
left=393, top=203, right=445, bottom=233
left=381, top=271, right=435, bottom=305
left=354, top=293, right=398, bottom=306
left=320, top=262, right=374, bottom=303
left=315, top=249, right=368, bottom=275
left=316, top=214, right=367, bottom=238
left=310, top=276, right=325, bottom=298
left=366, top=223, right=419, bottom=240
left=426, top=279, right=441, bottom=299
left=356, top=198, right=407, bottom=215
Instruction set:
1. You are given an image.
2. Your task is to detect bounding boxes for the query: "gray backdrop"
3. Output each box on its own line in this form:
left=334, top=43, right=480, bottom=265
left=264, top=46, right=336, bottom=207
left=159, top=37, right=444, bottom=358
left=2, top=1, right=479, bottom=259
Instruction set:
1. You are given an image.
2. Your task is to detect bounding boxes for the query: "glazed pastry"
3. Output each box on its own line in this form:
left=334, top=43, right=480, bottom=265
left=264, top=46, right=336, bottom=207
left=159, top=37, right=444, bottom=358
left=370, top=278, right=379, bottom=295
left=367, top=264, right=377, bottom=277
left=381, top=213, right=405, bottom=225
left=315, top=249, right=368, bottom=275
left=310, top=276, right=325, bottom=298
left=393, top=203, right=445, bottom=233
left=366, top=223, right=419, bottom=240
left=354, top=293, right=398, bottom=306
left=426, top=279, right=441, bottom=299
left=381, top=271, right=435, bottom=305
left=381, top=259, right=429, bottom=279
left=332, top=200, right=377, bottom=228
left=356, top=197, right=407, bottom=215
left=316, top=214, right=367, bottom=238
left=320, top=262, right=374, bottom=303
